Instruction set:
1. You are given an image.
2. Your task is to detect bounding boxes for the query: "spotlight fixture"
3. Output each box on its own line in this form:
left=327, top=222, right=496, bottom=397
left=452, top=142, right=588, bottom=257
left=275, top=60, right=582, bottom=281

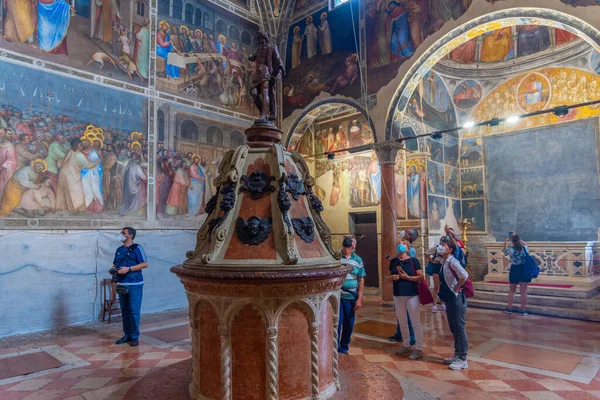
left=488, top=117, right=501, bottom=127
left=430, top=132, right=443, bottom=140
left=327, top=152, right=335, bottom=160
left=506, top=115, right=520, bottom=123
left=553, top=105, right=570, bottom=118
left=463, top=121, right=475, bottom=128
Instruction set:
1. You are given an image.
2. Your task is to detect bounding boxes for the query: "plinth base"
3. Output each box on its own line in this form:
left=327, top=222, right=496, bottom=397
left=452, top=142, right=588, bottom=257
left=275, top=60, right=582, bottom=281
left=123, top=356, right=403, bottom=400
left=245, top=123, right=283, bottom=147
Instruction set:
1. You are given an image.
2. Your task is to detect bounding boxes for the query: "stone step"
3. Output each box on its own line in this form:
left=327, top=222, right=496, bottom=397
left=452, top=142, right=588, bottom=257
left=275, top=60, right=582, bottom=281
left=473, top=281, right=599, bottom=299
left=468, top=299, right=600, bottom=322
left=473, top=290, right=600, bottom=310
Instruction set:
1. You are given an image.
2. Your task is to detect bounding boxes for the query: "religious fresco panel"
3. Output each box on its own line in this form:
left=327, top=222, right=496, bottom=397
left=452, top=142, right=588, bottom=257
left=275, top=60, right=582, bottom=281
left=426, top=138, right=443, bottom=164
left=283, top=0, right=361, bottom=118
left=426, top=160, right=444, bottom=197
left=0, top=61, right=148, bottom=222
left=427, top=195, right=446, bottom=233
left=468, top=67, right=600, bottom=138
left=407, top=71, right=457, bottom=131
left=460, top=137, right=483, bottom=168
left=365, top=0, right=474, bottom=94
left=452, top=80, right=482, bottom=110
left=156, top=1, right=260, bottom=116
left=460, top=167, right=484, bottom=199
left=444, top=166, right=459, bottom=199
left=461, top=199, right=485, bottom=232
left=155, top=102, right=248, bottom=226
left=0, top=0, right=151, bottom=86
left=394, top=153, right=407, bottom=219
left=406, top=158, right=427, bottom=219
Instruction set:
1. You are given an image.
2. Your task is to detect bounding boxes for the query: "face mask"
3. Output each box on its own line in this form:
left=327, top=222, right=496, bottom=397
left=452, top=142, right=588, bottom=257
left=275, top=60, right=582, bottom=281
left=397, top=244, right=407, bottom=254
left=437, top=245, right=447, bottom=254
left=118, top=233, right=127, bottom=242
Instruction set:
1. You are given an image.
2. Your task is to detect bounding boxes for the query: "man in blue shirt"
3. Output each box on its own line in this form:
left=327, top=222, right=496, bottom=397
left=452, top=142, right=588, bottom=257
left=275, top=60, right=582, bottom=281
left=111, top=227, right=148, bottom=347
left=338, top=236, right=365, bottom=354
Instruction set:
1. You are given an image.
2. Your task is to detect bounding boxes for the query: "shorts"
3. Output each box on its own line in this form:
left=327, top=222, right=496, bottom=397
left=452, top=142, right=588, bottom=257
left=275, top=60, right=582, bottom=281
left=509, top=263, right=531, bottom=284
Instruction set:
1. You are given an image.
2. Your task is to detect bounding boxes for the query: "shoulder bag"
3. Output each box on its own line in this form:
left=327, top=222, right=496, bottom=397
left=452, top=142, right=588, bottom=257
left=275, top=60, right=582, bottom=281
left=409, top=259, right=434, bottom=305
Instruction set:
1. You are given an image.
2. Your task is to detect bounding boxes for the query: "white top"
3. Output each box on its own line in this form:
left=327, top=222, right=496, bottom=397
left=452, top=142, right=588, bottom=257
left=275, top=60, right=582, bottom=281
left=442, top=255, right=469, bottom=296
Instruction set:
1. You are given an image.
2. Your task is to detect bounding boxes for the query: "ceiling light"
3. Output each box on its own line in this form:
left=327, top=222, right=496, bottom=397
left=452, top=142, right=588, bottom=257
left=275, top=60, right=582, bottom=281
left=430, top=132, right=443, bottom=140
left=506, top=115, right=520, bottom=123
left=553, top=106, right=570, bottom=118
left=488, top=117, right=501, bottom=127
left=463, top=121, right=475, bottom=129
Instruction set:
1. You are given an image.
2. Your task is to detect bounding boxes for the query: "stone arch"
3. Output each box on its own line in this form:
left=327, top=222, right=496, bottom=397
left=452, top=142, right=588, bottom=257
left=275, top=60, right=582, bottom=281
left=172, top=0, right=183, bottom=20
left=274, top=299, right=317, bottom=326
left=181, top=119, right=199, bottom=141
left=184, top=3, right=194, bottom=24
left=324, top=292, right=340, bottom=318
left=284, top=98, right=378, bottom=148
left=229, top=26, right=240, bottom=42
left=384, top=8, right=600, bottom=140
left=194, top=8, right=202, bottom=26
left=216, top=19, right=228, bottom=36
left=241, top=31, right=252, bottom=47
left=230, top=130, right=244, bottom=147
left=207, top=126, right=223, bottom=145
left=224, top=299, right=270, bottom=330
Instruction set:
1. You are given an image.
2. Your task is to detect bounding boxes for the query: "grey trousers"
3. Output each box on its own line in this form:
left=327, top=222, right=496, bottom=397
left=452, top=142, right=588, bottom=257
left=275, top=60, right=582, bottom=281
left=445, top=292, right=468, bottom=361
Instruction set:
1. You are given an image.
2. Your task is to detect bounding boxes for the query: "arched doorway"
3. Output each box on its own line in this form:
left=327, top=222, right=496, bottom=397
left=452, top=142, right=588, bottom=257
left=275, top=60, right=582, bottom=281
left=181, top=120, right=199, bottom=141
left=383, top=9, right=600, bottom=297
left=285, top=99, right=383, bottom=289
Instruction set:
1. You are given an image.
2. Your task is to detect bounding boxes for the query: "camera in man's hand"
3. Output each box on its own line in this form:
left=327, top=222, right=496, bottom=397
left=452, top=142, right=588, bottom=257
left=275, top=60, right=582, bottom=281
left=109, top=266, right=122, bottom=282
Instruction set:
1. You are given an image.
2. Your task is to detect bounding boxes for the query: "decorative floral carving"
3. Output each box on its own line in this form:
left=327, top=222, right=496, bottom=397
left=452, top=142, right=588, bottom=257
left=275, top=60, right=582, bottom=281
left=236, top=216, right=273, bottom=245
left=286, top=172, right=306, bottom=200
left=277, top=180, right=292, bottom=233
left=205, top=192, right=219, bottom=215
left=207, top=217, right=223, bottom=236
left=220, top=182, right=236, bottom=212
left=240, top=170, right=275, bottom=199
left=292, top=216, right=315, bottom=243
left=309, top=192, right=324, bottom=214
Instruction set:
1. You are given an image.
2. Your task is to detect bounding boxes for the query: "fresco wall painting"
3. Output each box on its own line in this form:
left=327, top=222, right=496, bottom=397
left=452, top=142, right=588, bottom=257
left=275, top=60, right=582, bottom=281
left=0, top=62, right=148, bottom=225
left=156, top=1, right=260, bottom=116
left=284, top=1, right=361, bottom=118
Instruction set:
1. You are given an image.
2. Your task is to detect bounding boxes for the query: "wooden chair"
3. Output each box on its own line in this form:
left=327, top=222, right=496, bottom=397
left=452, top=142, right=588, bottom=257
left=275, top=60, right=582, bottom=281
left=102, top=278, right=121, bottom=324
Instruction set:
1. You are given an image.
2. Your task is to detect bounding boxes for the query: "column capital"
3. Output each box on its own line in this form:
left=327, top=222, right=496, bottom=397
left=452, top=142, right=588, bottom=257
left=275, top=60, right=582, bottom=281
left=374, top=142, right=404, bottom=165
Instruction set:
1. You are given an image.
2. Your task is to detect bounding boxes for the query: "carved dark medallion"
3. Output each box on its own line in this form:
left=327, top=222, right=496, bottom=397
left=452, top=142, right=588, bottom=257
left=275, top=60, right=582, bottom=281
left=205, top=192, right=219, bottom=215
left=236, top=216, right=273, bottom=245
left=309, top=192, right=324, bottom=214
left=292, top=216, right=315, bottom=243
left=220, top=182, right=236, bottom=212
left=277, top=180, right=291, bottom=232
left=240, top=171, right=275, bottom=199
left=286, top=173, right=306, bottom=200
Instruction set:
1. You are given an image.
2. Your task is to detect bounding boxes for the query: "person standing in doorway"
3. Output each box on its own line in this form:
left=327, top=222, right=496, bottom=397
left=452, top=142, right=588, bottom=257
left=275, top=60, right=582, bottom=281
left=503, top=233, right=530, bottom=315
left=111, top=227, right=148, bottom=347
left=338, top=236, right=365, bottom=354
left=387, top=238, right=424, bottom=360
left=438, top=241, right=469, bottom=371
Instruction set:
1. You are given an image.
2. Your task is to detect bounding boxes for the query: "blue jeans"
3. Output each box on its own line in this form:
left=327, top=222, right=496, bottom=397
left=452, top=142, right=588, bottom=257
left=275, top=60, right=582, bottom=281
left=118, top=284, right=143, bottom=340
left=338, top=298, right=356, bottom=352
left=394, top=313, right=415, bottom=343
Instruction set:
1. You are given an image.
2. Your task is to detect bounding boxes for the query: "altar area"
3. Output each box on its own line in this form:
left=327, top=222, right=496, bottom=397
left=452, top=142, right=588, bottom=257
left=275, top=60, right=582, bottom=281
left=468, top=241, right=600, bottom=321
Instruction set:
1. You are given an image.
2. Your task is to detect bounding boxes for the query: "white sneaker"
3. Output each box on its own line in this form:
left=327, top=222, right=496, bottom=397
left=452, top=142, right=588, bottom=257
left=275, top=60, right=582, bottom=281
left=448, top=359, right=468, bottom=371
left=432, top=305, right=438, bottom=313
left=444, top=355, right=458, bottom=365
left=409, top=350, right=423, bottom=360
left=441, top=303, right=446, bottom=311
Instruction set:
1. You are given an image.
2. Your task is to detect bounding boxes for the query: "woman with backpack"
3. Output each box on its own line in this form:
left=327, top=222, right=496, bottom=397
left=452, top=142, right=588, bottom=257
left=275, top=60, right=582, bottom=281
left=438, top=240, right=470, bottom=371
left=502, top=234, right=530, bottom=316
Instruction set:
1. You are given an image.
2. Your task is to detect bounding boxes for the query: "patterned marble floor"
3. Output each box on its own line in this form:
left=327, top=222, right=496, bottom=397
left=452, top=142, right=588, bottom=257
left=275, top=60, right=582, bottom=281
left=0, top=299, right=599, bottom=400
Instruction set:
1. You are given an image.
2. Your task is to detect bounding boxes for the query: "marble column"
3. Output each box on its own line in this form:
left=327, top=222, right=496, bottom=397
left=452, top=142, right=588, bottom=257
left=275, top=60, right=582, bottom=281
left=375, top=142, right=403, bottom=304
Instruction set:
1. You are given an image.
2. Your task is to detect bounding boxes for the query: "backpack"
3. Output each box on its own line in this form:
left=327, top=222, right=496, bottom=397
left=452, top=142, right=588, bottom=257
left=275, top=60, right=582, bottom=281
left=448, top=261, right=475, bottom=298
left=523, top=247, right=540, bottom=280
left=454, top=246, right=468, bottom=269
